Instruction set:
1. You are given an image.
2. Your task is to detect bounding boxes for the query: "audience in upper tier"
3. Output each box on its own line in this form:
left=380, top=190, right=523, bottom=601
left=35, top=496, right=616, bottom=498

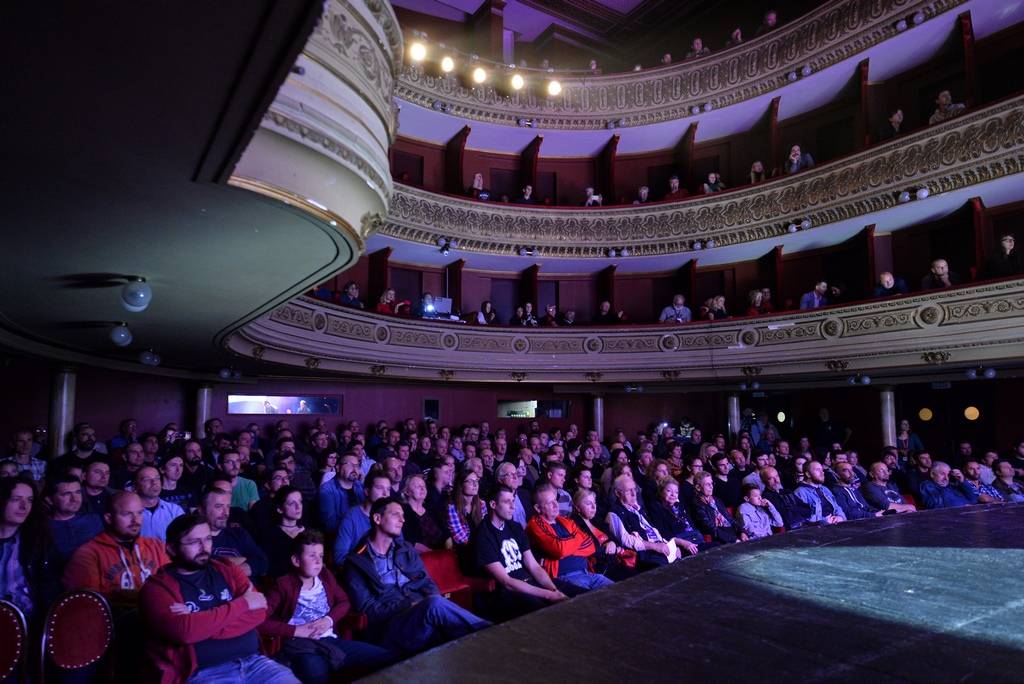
left=5, top=400, right=1023, bottom=681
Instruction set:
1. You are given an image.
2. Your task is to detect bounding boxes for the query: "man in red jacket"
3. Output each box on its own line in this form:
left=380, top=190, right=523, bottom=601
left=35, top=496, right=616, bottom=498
left=139, top=513, right=300, bottom=684
left=526, top=484, right=613, bottom=592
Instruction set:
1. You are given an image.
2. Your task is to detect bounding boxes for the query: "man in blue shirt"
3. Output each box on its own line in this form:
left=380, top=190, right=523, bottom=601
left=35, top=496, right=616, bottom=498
left=830, top=462, right=882, bottom=520
left=200, top=487, right=267, bottom=578
left=794, top=461, right=846, bottom=524
left=799, top=280, right=829, bottom=309
left=333, top=473, right=392, bottom=564
left=45, top=473, right=103, bottom=563
left=658, top=294, right=692, bottom=323
left=920, top=462, right=978, bottom=509
left=318, top=453, right=364, bottom=533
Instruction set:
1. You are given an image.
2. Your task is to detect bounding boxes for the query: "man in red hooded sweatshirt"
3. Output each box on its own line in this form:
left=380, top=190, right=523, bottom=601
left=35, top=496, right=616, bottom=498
left=138, top=513, right=300, bottom=684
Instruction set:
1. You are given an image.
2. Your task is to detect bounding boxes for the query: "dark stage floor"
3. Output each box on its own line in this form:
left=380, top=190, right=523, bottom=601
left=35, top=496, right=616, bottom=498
left=362, top=504, right=1024, bottom=683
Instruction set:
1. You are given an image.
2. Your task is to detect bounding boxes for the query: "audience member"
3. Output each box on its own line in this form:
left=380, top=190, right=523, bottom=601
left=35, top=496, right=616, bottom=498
left=45, top=473, right=104, bottom=564
left=860, top=462, right=916, bottom=513
left=984, top=233, right=1023, bottom=278
left=659, top=294, right=692, bottom=323
left=582, top=187, right=603, bottom=207
left=961, top=461, right=1003, bottom=503
left=991, top=461, right=1024, bottom=502
left=333, top=474, right=392, bottom=564
left=760, top=466, right=813, bottom=529
left=928, top=89, right=966, bottom=125
left=136, top=466, right=185, bottom=541
left=686, top=37, right=710, bottom=59
left=660, top=53, right=672, bottom=66
left=800, top=280, right=830, bottom=309
left=694, top=472, right=746, bottom=543
left=338, top=281, right=364, bottom=309
left=878, top=109, right=904, bottom=141
left=725, top=27, right=744, bottom=48
left=920, top=462, right=977, bottom=509
left=736, top=483, right=783, bottom=539
left=830, top=462, right=883, bottom=519
left=517, top=184, right=536, bottom=205
left=754, top=9, right=779, bottom=36
left=476, top=300, right=498, bottom=325
left=1, top=478, right=60, bottom=625
left=377, top=288, right=411, bottom=316
left=319, top=453, right=363, bottom=533
left=785, top=144, right=815, bottom=174
left=593, top=300, right=626, bottom=325
left=665, top=175, right=688, bottom=200
left=702, top=172, right=725, bottom=193
left=2, top=429, right=46, bottom=482
left=262, top=486, right=307, bottom=578
left=794, top=461, right=846, bottom=524
left=607, top=474, right=677, bottom=567
left=139, top=513, right=299, bottom=684
left=647, top=478, right=705, bottom=556
left=446, top=470, right=486, bottom=547
left=201, top=487, right=268, bottom=578
left=632, top=186, right=650, bottom=204
left=874, top=271, right=909, bottom=297
left=540, top=304, right=560, bottom=326
left=920, top=258, right=960, bottom=290
left=467, top=172, right=489, bottom=200
left=749, top=160, right=767, bottom=184
left=111, top=441, right=146, bottom=490
left=527, top=484, right=612, bottom=592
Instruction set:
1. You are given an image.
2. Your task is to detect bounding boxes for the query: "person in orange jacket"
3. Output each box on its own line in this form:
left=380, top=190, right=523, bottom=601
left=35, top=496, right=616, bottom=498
left=62, top=490, right=170, bottom=611
left=526, top=484, right=614, bottom=592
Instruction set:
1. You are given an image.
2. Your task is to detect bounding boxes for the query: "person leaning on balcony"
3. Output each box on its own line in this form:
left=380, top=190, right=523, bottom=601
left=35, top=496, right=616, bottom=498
left=746, top=290, right=763, bottom=316
left=540, top=304, right=560, bottom=327
left=873, top=272, right=909, bottom=298
left=878, top=109, right=904, bottom=142
left=582, top=187, right=603, bottom=207
left=702, top=172, right=726, bottom=193
left=376, top=288, right=410, bottom=316
left=799, top=280, right=829, bottom=309
left=593, top=300, right=626, bottom=325
left=754, top=9, right=779, bottom=37
left=467, top=172, right=490, bottom=201
left=338, top=281, right=364, bottom=309
left=749, top=161, right=767, bottom=184
left=659, top=294, right=692, bottom=323
left=685, top=37, right=710, bottom=60
left=984, top=233, right=1024, bottom=278
left=476, top=300, right=498, bottom=325
left=632, top=186, right=650, bottom=204
left=920, top=258, right=960, bottom=291
left=725, top=27, right=744, bottom=49
left=785, top=145, right=815, bottom=174
left=664, top=175, right=689, bottom=201
left=517, top=184, right=536, bottom=205
left=928, top=90, right=966, bottom=125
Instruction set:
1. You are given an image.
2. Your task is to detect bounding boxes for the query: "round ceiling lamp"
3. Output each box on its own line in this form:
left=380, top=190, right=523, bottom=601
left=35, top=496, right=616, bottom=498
left=440, top=56, right=455, bottom=73
left=110, top=323, right=132, bottom=347
left=121, top=278, right=152, bottom=312
left=409, top=42, right=427, bottom=62
left=472, top=67, right=487, bottom=84
left=510, top=73, right=525, bottom=90
left=547, top=80, right=562, bottom=96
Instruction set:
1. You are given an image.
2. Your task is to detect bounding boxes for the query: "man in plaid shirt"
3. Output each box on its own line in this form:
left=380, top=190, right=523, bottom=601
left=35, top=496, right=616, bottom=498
left=3, top=429, right=47, bottom=482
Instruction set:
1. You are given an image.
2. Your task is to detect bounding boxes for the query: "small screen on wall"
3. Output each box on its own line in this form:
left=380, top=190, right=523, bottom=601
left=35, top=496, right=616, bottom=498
left=497, top=400, right=569, bottom=419
left=227, top=394, right=341, bottom=415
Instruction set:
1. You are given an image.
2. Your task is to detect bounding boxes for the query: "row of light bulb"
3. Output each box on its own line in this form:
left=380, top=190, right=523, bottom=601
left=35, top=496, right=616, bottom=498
left=410, top=42, right=563, bottom=96
left=108, top=279, right=162, bottom=366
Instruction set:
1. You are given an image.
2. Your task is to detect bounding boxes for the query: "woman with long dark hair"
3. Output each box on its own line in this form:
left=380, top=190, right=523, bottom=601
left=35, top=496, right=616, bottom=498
left=0, top=478, right=60, bottom=628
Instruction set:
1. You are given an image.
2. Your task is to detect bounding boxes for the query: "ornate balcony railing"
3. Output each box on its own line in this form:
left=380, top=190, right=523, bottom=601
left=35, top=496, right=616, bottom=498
left=380, top=94, right=1024, bottom=257
left=225, top=279, right=1024, bottom=383
left=395, top=0, right=964, bottom=130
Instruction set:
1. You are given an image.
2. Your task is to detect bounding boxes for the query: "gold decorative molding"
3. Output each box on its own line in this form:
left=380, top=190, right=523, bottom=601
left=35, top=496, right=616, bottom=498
left=382, top=94, right=1024, bottom=257
left=227, top=280, right=1024, bottom=383
left=395, top=0, right=964, bottom=130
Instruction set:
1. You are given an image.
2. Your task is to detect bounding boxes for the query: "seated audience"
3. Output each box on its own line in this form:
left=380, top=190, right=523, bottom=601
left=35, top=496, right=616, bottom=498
left=402, top=474, right=447, bottom=551
left=111, top=441, right=146, bottom=491
left=334, top=474, right=392, bottom=564
left=725, top=27, right=744, bottom=48
left=920, top=258, right=960, bottom=290
left=749, top=160, right=767, bottom=184
left=559, top=309, right=578, bottom=326
left=517, top=184, right=536, bottom=205
left=661, top=53, right=672, bottom=65
left=984, top=233, right=1023, bottom=278
left=446, top=470, right=486, bottom=547
left=693, top=472, right=746, bottom=544
left=262, top=486, right=307, bottom=578
left=136, top=465, right=185, bottom=541
left=63, top=491, right=170, bottom=609
left=874, top=271, right=909, bottom=297
left=593, top=300, right=626, bottom=325
left=319, top=453, right=364, bottom=533
left=701, top=295, right=730, bottom=320
left=540, top=304, right=560, bottom=327
left=139, top=514, right=300, bottom=684
left=928, top=89, right=966, bottom=125
left=475, top=486, right=571, bottom=619
left=632, top=186, right=650, bottom=204
left=467, top=172, right=489, bottom=200
left=686, top=37, right=710, bottom=59
left=376, top=288, right=411, bottom=316
left=527, top=484, right=612, bottom=592
left=759, top=287, right=775, bottom=313
left=160, top=454, right=196, bottom=511
left=664, top=175, right=688, bottom=200
left=2, top=478, right=61, bottom=624
left=761, top=466, right=814, bottom=530
left=260, top=530, right=394, bottom=683
left=582, top=187, right=603, bottom=207
left=201, top=487, right=268, bottom=578
left=338, top=281, right=364, bottom=309
left=607, top=474, right=677, bottom=567
left=919, top=462, right=977, bottom=509
left=519, top=302, right=539, bottom=327
left=736, top=483, right=783, bottom=539
left=571, top=488, right=634, bottom=579
left=702, top=172, right=726, bottom=193
left=754, top=8, right=778, bottom=36
left=476, top=300, right=498, bottom=325
left=746, top=290, right=764, bottom=316
left=830, top=462, right=883, bottom=520
left=878, top=108, right=904, bottom=141
left=414, top=293, right=439, bottom=319
left=799, top=280, right=830, bottom=309
left=991, top=461, right=1024, bottom=502
left=860, top=462, right=916, bottom=513
left=659, top=294, right=692, bottom=323
left=785, top=144, right=815, bottom=174
left=342, top=498, right=490, bottom=651
left=794, top=461, right=847, bottom=524
left=710, top=453, right=742, bottom=508
left=647, top=478, right=705, bottom=556
left=961, top=460, right=1003, bottom=503
left=45, top=474, right=103, bottom=564
left=2, top=429, right=46, bottom=482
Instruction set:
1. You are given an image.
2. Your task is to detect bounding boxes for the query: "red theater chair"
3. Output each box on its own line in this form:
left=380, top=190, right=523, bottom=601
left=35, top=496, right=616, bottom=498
left=420, top=550, right=474, bottom=610
left=40, top=590, right=113, bottom=683
left=0, top=599, right=28, bottom=684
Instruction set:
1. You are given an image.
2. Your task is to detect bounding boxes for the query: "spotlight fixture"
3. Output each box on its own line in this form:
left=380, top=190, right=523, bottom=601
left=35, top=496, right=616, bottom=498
left=516, top=117, right=534, bottom=128
left=983, top=367, right=997, bottom=379
left=510, top=73, right=525, bottom=90
left=912, top=11, right=925, bottom=25
left=518, top=247, right=529, bottom=257
left=847, top=373, right=871, bottom=385
left=437, top=237, right=448, bottom=247
left=440, top=56, right=455, bottom=73
left=915, top=187, right=930, bottom=199
left=620, top=247, right=630, bottom=257
left=786, top=71, right=798, bottom=82
left=693, top=240, right=703, bottom=250
left=965, top=368, right=978, bottom=380
left=690, top=106, right=701, bottom=115
left=608, top=248, right=618, bottom=258
left=472, top=67, right=487, bottom=84
left=787, top=222, right=798, bottom=233
left=740, top=382, right=749, bottom=390
left=409, top=42, right=427, bottom=62
left=702, top=102, right=713, bottom=112
left=860, top=374, right=872, bottom=385
left=750, top=381, right=761, bottom=390
left=800, top=65, right=813, bottom=77
left=706, top=238, right=716, bottom=249
left=110, top=323, right=132, bottom=347
left=121, top=277, right=153, bottom=312
left=898, top=190, right=912, bottom=203
left=431, top=100, right=449, bottom=112
left=547, top=80, right=562, bottom=96
left=800, top=218, right=812, bottom=230
left=965, top=366, right=997, bottom=379
left=895, top=18, right=908, bottom=31
left=617, top=118, right=626, bottom=127
left=138, top=349, right=161, bottom=366
left=449, top=239, right=458, bottom=249
left=219, top=367, right=231, bottom=380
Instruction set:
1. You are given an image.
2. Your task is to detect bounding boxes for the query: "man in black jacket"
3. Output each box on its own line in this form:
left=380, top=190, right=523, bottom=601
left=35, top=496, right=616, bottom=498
left=342, top=497, right=489, bottom=654
left=761, top=467, right=813, bottom=530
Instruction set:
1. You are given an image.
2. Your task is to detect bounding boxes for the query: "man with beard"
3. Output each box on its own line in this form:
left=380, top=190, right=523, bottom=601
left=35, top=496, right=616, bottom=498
left=180, top=439, right=214, bottom=494
left=201, top=487, right=267, bottom=578
left=139, top=514, right=299, bottom=684
left=760, top=466, right=814, bottom=530
left=135, top=466, right=185, bottom=541
left=111, top=441, right=147, bottom=491
left=63, top=491, right=170, bottom=608
left=54, top=422, right=107, bottom=472
left=319, top=453, right=364, bottom=533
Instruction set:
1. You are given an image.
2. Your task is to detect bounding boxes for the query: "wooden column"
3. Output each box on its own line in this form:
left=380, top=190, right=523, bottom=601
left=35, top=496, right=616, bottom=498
left=595, top=134, right=619, bottom=202
left=674, top=122, right=697, bottom=192
left=757, top=246, right=783, bottom=302
left=520, top=264, right=539, bottom=308
left=445, top=259, right=465, bottom=311
left=959, top=11, right=977, bottom=108
left=444, top=126, right=471, bottom=195
left=861, top=225, right=877, bottom=297
left=677, top=260, right=697, bottom=305
left=366, top=247, right=391, bottom=306
left=597, top=265, right=616, bottom=309
left=856, top=59, right=871, bottom=150
left=470, top=0, right=507, bottom=62
left=768, top=96, right=781, bottom=173
left=520, top=135, right=543, bottom=193
left=971, top=196, right=987, bottom=278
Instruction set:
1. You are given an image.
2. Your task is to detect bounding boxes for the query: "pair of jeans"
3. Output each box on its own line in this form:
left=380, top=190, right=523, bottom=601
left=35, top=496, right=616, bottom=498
left=378, top=595, right=490, bottom=654
left=287, top=637, right=395, bottom=684
left=187, top=654, right=300, bottom=684
left=557, top=570, right=614, bottom=591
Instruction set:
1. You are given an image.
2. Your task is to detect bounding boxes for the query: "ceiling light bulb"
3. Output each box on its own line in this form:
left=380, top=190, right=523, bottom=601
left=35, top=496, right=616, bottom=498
left=895, top=19, right=908, bottom=31
left=916, top=187, right=930, bottom=199
left=121, top=278, right=152, bottom=312
left=801, top=65, right=813, bottom=77
left=440, top=56, right=455, bottom=73
left=898, top=191, right=911, bottom=203
left=983, top=367, right=997, bottom=379
left=788, top=223, right=798, bottom=233
left=409, top=42, right=427, bottom=62
left=620, top=247, right=630, bottom=257
left=912, top=11, right=925, bottom=25
left=860, top=375, right=872, bottom=385
left=510, top=73, right=525, bottom=90
left=472, top=67, right=487, bottom=84
left=547, top=80, right=562, bottom=96
left=219, top=368, right=231, bottom=379
left=800, top=218, right=812, bottom=230
left=110, top=324, right=132, bottom=347
left=608, top=248, right=617, bottom=258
